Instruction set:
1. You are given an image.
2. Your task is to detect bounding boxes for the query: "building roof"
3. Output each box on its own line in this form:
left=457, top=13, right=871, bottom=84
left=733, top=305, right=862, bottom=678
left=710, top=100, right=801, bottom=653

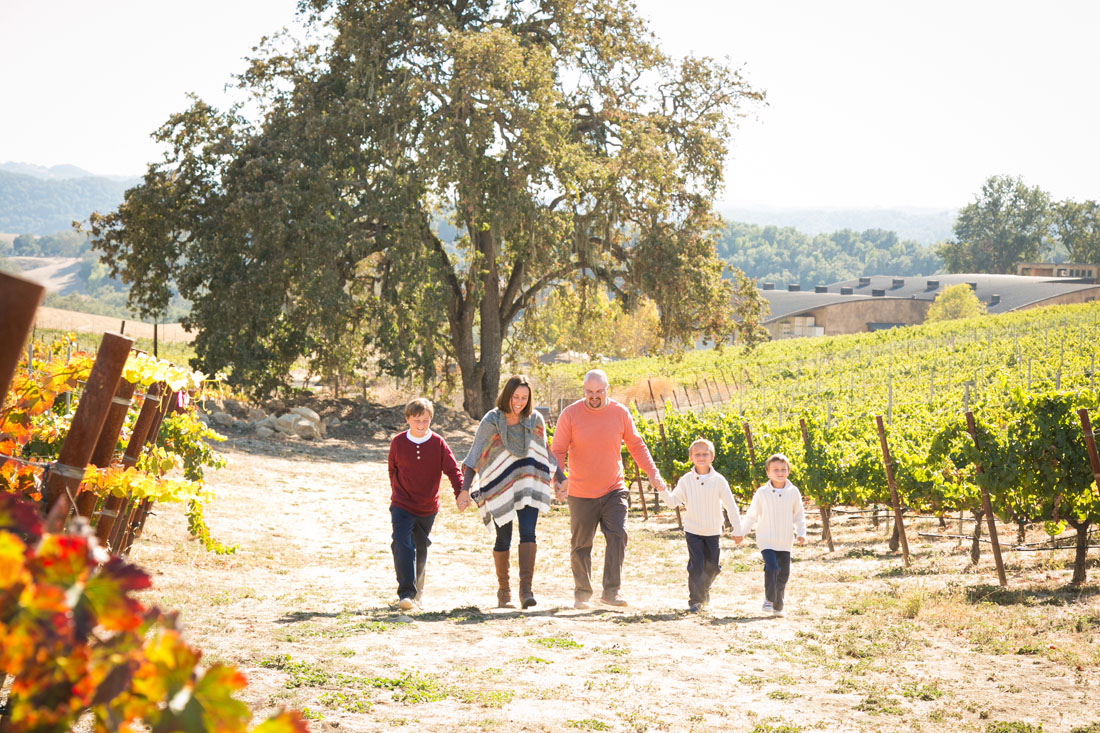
left=760, top=273, right=1100, bottom=323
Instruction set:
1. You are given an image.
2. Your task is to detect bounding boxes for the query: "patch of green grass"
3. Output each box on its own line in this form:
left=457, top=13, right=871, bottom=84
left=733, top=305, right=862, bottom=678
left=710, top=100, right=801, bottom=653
left=566, top=720, right=611, bottom=731
left=855, top=690, right=904, bottom=715
left=259, top=654, right=331, bottom=688
left=1074, top=614, right=1100, bottom=632
left=367, top=671, right=449, bottom=704
left=750, top=719, right=803, bottom=733
left=531, top=636, right=582, bottom=649
left=452, top=688, right=516, bottom=708
left=902, top=681, right=944, bottom=701
left=299, top=707, right=323, bottom=721
left=767, top=690, right=801, bottom=700
left=844, top=548, right=876, bottom=559
left=414, top=605, right=486, bottom=623
left=738, top=674, right=766, bottom=688
left=317, top=691, right=373, bottom=713
left=985, top=723, right=1043, bottom=733
left=1069, top=724, right=1100, bottom=733
left=595, top=645, right=630, bottom=656
left=829, top=677, right=861, bottom=694
left=510, top=656, right=551, bottom=665
left=602, top=664, right=630, bottom=675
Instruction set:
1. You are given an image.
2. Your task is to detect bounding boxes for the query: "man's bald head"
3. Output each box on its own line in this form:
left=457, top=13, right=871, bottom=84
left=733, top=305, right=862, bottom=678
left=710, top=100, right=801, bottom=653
left=583, top=369, right=609, bottom=409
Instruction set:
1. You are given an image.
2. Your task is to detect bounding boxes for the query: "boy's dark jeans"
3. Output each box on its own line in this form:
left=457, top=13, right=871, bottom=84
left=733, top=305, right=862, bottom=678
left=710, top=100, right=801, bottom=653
left=686, top=532, right=721, bottom=606
left=761, top=549, right=791, bottom=611
left=390, top=505, right=436, bottom=600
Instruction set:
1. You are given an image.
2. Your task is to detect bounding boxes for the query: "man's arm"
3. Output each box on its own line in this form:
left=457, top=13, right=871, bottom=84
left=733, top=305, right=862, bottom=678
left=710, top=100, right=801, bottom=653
left=550, top=410, right=572, bottom=498
left=620, top=407, right=664, bottom=490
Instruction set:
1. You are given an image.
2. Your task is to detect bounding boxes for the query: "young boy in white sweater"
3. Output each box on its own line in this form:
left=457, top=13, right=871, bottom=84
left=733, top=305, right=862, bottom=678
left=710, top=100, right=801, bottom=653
left=657, top=438, right=742, bottom=612
left=735, top=453, right=806, bottom=618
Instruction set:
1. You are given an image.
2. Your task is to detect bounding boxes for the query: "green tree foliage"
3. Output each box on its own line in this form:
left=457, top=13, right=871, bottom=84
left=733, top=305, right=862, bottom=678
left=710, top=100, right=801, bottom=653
left=716, top=222, right=941, bottom=287
left=88, top=0, right=762, bottom=415
left=937, top=175, right=1052, bottom=274
left=729, top=267, right=770, bottom=351
left=924, top=283, right=987, bottom=323
left=1053, top=199, right=1100, bottom=264
left=10, top=230, right=91, bottom=257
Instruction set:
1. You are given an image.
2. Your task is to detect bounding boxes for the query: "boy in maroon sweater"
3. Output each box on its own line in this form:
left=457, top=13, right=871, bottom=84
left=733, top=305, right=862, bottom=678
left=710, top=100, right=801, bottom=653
left=388, top=398, right=464, bottom=610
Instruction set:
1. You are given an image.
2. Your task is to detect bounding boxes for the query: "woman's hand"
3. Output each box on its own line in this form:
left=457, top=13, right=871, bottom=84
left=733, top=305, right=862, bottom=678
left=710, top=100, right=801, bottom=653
left=554, top=478, right=569, bottom=501
left=456, top=490, right=472, bottom=511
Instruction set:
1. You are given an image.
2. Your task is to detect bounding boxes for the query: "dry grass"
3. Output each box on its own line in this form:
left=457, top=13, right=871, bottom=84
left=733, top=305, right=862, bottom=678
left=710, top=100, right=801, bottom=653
left=128, top=433, right=1100, bottom=732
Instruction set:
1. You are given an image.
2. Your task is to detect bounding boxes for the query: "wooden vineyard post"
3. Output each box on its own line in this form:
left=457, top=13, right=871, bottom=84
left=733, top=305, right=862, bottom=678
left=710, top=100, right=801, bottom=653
left=95, top=382, right=163, bottom=546
left=1076, top=409, right=1100, bottom=504
left=43, top=332, right=134, bottom=532
left=110, top=387, right=173, bottom=552
left=743, top=421, right=759, bottom=484
left=118, top=389, right=177, bottom=554
left=800, top=418, right=834, bottom=551
left=633, top=463, right=648, bottom=521
left=0, top=272, right=46, bottom=399
left=964, top=410, right=1007, bottom=587
left=647, top=379, right=682, bottom=529
left=874, top=415, right=911, bottom=567
left=75, top=376, right=136, bottom=519
left=1074, top=408, right=1100, bottom=585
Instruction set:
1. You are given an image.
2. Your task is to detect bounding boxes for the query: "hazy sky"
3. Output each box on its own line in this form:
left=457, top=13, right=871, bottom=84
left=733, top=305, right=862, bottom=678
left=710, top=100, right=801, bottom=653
left=2, top=0, right=1097, bottom=208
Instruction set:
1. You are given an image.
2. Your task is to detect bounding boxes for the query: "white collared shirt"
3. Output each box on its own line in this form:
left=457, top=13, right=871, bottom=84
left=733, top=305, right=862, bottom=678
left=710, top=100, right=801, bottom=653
left=659, top=468, right=742, bottom=536
left=740, top=480, right=807, bottom=551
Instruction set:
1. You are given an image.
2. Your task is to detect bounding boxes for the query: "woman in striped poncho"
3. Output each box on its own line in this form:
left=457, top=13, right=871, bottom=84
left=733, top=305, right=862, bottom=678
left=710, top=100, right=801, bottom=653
left=459, top=375, right=552, bottom=608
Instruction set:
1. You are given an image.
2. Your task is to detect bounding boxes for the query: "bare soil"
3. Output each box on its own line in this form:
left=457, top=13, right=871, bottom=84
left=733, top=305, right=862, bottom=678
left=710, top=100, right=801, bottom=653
left=129, top=422, right=1100, bottom=733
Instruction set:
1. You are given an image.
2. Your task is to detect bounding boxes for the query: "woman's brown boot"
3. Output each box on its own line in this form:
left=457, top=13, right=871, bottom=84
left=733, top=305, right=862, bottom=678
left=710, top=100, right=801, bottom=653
left=493, top=550, right=513, bottom=607
left=518, top=542, right=537, bottom=608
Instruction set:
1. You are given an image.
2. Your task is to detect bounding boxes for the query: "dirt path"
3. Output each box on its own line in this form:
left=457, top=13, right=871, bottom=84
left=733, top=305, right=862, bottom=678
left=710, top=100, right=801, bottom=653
left=130, top=432, right=1100, bottom=732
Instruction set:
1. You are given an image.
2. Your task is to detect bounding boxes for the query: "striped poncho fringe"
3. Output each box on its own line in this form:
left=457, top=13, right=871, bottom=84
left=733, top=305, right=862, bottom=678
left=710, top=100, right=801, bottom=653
left=469, top=427, right=552, bottom=530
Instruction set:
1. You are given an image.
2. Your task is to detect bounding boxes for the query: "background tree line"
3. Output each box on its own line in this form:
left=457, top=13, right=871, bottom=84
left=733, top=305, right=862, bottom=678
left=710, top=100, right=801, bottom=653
left=0, top=169, right=137, bottom=234
left=716, top=222, right=942, bottom=288
left=938, top=174, right=1100, bottom=274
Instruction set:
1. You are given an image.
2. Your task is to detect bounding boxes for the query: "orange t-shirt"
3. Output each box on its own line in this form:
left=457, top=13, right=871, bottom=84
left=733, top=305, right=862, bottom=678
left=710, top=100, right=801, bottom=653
left=550, top=399, right=660, bottom=498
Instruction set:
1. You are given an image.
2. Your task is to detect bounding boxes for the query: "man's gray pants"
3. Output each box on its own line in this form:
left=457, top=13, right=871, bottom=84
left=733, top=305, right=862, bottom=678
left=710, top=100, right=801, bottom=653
left=568, top=489, right=629, bottom=602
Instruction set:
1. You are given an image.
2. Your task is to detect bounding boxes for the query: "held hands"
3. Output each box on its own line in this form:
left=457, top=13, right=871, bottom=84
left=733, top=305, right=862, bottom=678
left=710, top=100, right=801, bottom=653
left=731, top=535, right=744, bottom=545
left=553, top=478, right=569, bottom=501
left=795, top=536, right=806, bottom=546
left=456, top=490, right=471, bottom=512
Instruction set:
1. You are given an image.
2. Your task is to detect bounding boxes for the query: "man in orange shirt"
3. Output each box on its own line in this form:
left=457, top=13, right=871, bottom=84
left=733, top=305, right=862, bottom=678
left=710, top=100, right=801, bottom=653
left=551, top=369, right=667, bottom=609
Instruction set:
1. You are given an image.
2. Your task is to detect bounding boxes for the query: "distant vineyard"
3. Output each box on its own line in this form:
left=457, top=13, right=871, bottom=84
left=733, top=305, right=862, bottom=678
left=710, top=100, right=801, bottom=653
left=587, top=302, right=1100, bottom=586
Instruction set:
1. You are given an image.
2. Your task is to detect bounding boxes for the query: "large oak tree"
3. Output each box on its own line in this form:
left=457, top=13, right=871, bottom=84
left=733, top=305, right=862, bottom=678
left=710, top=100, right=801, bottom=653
left=90, top=0, right=763, bottom=416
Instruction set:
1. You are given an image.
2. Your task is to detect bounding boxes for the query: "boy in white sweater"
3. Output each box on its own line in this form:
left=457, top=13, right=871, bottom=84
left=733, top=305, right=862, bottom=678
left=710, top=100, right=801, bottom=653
left=735, top=453, right=806, bottom=618
left=657, top=438, right=742, bottom=612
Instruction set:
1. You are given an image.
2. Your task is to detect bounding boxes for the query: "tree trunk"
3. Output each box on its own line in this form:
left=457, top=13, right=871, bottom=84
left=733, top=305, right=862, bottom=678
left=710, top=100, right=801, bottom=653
left=820, top=505, right=834, bottom=552
left=970, top=510, right=983, bottom=565
left=1017, top=520, right=1027, bottom=546
left=889, top=520, right=900, bottom=552
left=871, top=504, right=880, bottom=528
left=1070, top=518, right=1092, bottom=586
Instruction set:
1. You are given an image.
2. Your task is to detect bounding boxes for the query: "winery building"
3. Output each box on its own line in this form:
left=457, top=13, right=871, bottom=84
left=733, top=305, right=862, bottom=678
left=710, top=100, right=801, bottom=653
left=760, top=273, right=1100, bottom=339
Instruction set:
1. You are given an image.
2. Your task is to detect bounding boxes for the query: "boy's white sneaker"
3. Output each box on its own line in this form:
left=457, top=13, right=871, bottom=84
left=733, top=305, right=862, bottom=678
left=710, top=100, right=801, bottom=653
left=397, top=597, right=415, bottom=611
left=772, top=608, right=786, bottom=618
left=762, top=600, right=774, bottom=613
